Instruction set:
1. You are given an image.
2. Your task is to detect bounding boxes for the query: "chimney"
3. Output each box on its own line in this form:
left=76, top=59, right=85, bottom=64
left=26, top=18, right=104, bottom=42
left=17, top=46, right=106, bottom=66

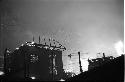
left=39, top=35, right=40, bottom=44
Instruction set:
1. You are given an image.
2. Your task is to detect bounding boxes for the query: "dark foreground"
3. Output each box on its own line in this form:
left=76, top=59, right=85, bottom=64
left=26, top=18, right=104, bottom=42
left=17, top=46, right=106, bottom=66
left=66, top=55, right=124, bottom=82
left=0, top=55, right=124, bottom=82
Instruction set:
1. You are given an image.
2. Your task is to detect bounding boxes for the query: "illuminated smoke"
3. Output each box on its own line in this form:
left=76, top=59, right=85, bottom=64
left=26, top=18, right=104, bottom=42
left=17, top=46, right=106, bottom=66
left=64, top=60, right=74, bottom=73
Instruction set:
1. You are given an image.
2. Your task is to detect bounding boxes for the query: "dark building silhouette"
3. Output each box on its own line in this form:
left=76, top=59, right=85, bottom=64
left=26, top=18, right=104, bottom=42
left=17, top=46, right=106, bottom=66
left=88, top=55, right=115, bottom=70
left=4, top=40, right=65, bottom=81
left=66, top=55, right=124, bottom=81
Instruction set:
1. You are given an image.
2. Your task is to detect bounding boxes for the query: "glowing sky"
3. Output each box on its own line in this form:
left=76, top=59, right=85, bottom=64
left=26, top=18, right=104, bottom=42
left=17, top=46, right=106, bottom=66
left=0, top=0, right=124, bottom=74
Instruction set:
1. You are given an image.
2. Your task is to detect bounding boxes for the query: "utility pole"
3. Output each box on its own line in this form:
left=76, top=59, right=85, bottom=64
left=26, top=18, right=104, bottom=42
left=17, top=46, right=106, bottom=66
left=78, top=52, right=83, bottom=73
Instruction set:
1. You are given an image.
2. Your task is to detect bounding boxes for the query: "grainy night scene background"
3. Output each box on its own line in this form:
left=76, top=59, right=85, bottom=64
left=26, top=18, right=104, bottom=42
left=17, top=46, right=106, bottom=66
left=0, top=0, right=124, bottom=81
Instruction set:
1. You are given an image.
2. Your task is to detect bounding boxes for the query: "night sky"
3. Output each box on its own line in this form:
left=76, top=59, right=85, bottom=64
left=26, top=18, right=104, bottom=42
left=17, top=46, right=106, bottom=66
left=0, top=0, right=124, bottom=74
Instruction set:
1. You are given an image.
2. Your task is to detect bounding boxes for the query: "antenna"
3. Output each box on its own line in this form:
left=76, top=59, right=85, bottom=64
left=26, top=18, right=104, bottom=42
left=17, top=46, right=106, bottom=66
left=33, top=36, right=34, bottom=42
left=103, top=53, right=105, bottom=58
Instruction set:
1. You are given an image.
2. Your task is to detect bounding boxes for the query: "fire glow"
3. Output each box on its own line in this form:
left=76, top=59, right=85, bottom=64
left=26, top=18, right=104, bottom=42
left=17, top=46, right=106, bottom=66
left=114, top=40, right=124, bottom=56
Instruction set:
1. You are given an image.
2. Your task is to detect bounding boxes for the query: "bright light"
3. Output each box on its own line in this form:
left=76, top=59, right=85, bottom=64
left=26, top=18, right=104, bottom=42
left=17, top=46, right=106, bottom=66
left=81, top=59, right=89, bottom=72
left=31, top=41, right=35, bottom=44
left=50, top=47, right=53, bottom=50
left=0, top=71, right=4, bottom=75
left=30, top=76, right=36, bottom=80
left=114, top=40, right=124, bottom=56
left=16, top=47, right=19, bottom=50
left=21, top=44, right=24, bottom=46
left=59, top=79, right=65, bottom=81
left=44, top=46, right=48, bottom=49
